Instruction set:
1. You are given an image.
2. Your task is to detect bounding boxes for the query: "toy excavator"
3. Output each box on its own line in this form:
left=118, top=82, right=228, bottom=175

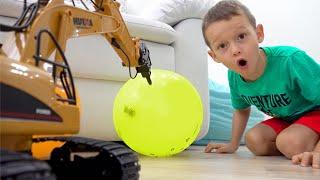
left=0, top=0, right=152, bottom=179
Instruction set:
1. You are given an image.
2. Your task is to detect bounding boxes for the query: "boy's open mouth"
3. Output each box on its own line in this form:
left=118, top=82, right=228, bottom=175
left=237, top=59, right=247, bottom=67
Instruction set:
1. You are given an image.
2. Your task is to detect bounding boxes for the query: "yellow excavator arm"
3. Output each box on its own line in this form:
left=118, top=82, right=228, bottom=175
left=0, top=0, right=152, bottom=84
left=0, top=0, right=151, bottom=177
left=0, top=1, right=147, bottom=178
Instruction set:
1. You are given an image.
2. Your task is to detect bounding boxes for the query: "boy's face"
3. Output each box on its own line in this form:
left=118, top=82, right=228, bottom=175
left=206, top=13, right=265, bottom=80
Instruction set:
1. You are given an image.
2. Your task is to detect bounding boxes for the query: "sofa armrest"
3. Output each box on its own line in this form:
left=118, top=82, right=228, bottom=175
left=172, top=18, right=210, bottom=140
left=123, top=13, right=176, bottom=45
left=123, top=0, right=216, bottom=26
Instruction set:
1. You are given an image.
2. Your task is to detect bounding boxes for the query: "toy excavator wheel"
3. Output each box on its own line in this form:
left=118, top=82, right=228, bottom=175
left=0, top=149, right=56, bottom=180
left=33, top=136, right=140, bottom=180
left=50, top=146, right=71, bottom=167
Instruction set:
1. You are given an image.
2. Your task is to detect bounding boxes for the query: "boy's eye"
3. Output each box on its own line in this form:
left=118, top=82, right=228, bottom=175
left=218, top=43, right=226, bottom=49
left=238, top=33, right=246, bottom=40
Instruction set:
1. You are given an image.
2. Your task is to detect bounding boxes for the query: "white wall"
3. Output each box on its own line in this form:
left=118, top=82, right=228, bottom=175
left=209, top=0, right=320, bottom=84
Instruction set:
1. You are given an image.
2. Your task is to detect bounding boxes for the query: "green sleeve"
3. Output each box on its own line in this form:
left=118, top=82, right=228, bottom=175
left=228, top=70, right=250, bottom=109
left=288, top=51, right=320, bottom=104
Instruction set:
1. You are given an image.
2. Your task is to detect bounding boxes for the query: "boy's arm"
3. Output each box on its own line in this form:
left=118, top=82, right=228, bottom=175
left=205, top=107, right=250, bottom=153
left=230, top=107, right=251, bottom=147
left=205, top=71, right=251, bottom=153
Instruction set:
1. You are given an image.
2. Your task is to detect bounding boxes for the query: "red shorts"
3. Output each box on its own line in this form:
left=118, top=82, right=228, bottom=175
left=261, top=110, right=320, bottom=134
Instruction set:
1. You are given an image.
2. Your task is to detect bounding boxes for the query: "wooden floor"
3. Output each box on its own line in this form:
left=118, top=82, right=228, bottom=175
left=138, top=145, right=320, bottom=180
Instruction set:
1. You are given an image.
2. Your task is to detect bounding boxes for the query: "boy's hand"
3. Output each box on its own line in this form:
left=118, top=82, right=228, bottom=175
left=292, top=151, right=320, bottom=169
left=204, top=142, right=238, bottom=153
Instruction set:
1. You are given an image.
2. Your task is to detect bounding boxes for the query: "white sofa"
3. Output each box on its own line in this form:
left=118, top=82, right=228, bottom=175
left=0, top=0, right=214, bottom=141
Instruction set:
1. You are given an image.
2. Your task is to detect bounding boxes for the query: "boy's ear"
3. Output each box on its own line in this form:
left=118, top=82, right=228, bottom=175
left=256, top=24, right=264, bottom=43
left=208, top=50, right=221, bottom=63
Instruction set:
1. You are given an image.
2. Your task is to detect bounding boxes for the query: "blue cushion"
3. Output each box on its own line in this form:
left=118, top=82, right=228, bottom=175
left=194, top=80, right=265, bottom=145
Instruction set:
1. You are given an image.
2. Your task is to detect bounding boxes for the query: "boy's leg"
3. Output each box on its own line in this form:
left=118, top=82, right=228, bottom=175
left=245, top=121, right=283, bottom=156
left=276, top=111, right=320, bottom=159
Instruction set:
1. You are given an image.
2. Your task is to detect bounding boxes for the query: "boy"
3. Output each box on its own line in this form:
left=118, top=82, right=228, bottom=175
left=202, top=0, right=320, bottom=168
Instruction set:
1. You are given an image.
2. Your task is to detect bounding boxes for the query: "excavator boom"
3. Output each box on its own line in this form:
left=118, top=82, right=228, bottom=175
left=1, top=0, right=151, bottom=84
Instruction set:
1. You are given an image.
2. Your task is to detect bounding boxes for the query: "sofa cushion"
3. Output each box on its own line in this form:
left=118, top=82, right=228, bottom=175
left=123, top=13, right=176, bottom=45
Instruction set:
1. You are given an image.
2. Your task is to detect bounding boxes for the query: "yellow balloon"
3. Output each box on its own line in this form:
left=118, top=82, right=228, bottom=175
left=113, top=69, right=203, bottom=157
